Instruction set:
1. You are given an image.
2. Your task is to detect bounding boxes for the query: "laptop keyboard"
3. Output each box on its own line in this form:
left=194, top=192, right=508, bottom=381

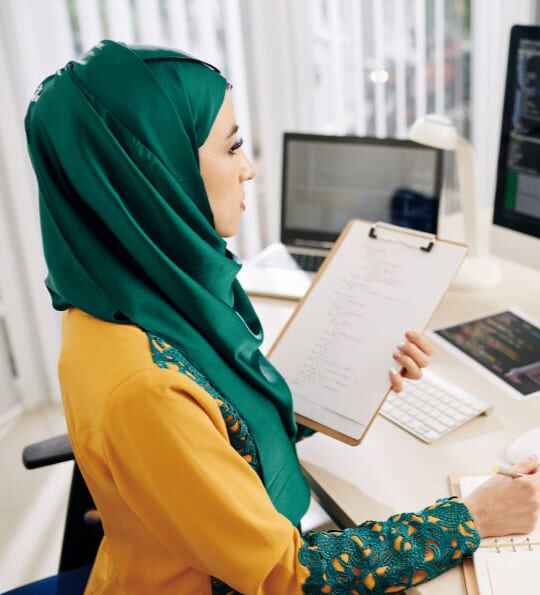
left=291, top=252, right=326, bottom=272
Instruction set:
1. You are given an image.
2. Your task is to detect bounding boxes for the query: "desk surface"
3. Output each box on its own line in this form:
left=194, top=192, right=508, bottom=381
left=249, top=214, right=540, bottom=595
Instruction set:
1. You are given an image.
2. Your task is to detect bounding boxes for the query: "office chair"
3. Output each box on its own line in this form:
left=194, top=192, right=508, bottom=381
left=2, top=434, right=99, bottom=595
left=5, top=431, right=346, bottom=595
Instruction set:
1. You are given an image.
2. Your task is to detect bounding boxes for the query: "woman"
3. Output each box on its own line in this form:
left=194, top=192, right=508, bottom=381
left=23, top=39, right=540, bottom=595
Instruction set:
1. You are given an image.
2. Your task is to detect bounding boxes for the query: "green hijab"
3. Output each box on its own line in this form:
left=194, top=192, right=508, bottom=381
left=24, top=39, right=311, bottom=526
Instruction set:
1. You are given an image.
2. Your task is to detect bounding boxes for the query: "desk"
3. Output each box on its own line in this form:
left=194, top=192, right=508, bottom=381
left=249, top=214, right=540, bottom=594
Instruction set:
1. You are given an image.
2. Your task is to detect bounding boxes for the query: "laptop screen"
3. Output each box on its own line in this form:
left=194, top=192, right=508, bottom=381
left=281, top=134, right=443, bottom=245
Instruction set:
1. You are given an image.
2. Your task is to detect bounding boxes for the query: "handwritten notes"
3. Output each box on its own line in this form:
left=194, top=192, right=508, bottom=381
left=267, top=220, right=467, bottom=441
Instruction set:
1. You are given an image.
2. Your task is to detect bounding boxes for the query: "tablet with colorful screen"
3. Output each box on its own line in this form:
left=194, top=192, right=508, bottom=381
left=430, top=309, right=540, bottom=400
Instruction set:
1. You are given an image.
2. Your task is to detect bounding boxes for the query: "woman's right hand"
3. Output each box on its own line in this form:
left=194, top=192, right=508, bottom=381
left=463, top=455, right=540, bottom=538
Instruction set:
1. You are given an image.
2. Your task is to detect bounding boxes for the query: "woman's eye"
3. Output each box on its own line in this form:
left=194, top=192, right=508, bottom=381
left=229, top=137, right=244, bottom=155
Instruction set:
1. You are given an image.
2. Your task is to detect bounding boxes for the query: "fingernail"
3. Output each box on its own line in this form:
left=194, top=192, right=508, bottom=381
left=392, top=352, right=400, bottom=360
left=389, top=367, right=399, bottom=376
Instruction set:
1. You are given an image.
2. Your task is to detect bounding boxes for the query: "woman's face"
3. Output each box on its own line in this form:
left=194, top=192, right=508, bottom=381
left=198, top=89, right=256, bottom=238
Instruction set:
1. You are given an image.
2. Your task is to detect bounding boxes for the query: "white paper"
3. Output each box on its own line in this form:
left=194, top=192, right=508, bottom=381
left=483, top=552, right=540, bottom=595
left=472, top=548, right=540, bottom=595
left=268, top=219, right=467, bottom=440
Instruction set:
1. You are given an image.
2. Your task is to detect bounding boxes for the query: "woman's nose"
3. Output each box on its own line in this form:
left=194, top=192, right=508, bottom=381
left=246, top=165, right=256, bottom=181
left=241, top=154, right=257, bottom=182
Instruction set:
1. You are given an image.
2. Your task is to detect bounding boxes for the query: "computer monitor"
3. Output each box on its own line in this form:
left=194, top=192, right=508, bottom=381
left=491, top=25, right=540, bottom=269
left=280, top=133, right=443, bottom=247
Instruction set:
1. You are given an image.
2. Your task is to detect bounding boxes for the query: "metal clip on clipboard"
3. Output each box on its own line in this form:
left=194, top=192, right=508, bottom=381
left=368, top=221, right=435, bottom=253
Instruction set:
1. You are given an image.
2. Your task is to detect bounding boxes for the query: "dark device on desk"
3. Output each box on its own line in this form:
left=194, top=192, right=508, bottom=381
left=240, top=134, right=444, bottom=300
left=278, top=133, right=443, bottom=273
left=390, top=187, right=440, bottom=233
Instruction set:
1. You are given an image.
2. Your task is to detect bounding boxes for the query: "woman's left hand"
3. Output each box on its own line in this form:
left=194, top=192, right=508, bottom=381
left=389, top=330, right=434, bottom=393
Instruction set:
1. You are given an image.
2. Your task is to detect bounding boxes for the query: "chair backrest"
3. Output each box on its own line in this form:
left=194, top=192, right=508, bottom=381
left=59, top=463, right=103, bottom=572
left=15, top=436, right=100, bottom=592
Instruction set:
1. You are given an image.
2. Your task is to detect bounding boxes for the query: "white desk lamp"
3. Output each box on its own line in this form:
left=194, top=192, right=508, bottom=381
left=409, top=114, right=501, bottom=291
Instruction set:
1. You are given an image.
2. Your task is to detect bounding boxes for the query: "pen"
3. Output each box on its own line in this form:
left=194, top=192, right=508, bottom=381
left=493, top=464, right=527, bottom=479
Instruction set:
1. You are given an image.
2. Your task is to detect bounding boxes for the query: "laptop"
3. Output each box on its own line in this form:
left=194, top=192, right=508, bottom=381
left=237, top=133, right=444, bottom=300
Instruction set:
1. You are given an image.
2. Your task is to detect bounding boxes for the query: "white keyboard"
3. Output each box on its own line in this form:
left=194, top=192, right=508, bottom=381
left=379, top=368, right=492, bottom=443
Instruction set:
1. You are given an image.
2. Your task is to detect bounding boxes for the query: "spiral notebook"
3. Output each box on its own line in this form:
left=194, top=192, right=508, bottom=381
left=449, top=474, right=540, bottom=595
left=266, top=218, right=468, bottom=445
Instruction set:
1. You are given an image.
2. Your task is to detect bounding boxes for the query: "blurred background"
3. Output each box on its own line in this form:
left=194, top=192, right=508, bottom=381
left=0, top=0, right=539, bottom=589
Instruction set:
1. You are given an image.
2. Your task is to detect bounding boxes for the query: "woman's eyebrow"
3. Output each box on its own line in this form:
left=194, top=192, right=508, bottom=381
left=227, top=124, right=239, bottom=139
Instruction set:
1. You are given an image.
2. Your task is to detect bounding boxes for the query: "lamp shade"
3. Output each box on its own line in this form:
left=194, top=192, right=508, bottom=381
left=409, top=114, right=458, bottom=150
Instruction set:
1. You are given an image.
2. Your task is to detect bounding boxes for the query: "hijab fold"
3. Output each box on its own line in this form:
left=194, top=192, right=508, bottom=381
left=24, top=39, right=311, bottom=526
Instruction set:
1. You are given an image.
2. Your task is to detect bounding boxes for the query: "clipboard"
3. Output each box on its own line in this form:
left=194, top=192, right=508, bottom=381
left=266, top=218, right=468, bottom=446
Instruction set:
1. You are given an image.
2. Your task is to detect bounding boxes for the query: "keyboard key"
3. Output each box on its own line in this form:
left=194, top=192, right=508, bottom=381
left=407, top=419, right=432, bottom=434
left=444, top=409, right=465, bottom=422
left=438, top=413, right=458, bottom=427
left=428, top=419, right=448, bottom=433
left=419, top=429, right=440, bottom=442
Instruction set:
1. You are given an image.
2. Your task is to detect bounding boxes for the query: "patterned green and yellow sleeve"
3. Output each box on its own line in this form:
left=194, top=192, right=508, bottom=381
left=298, top=496, right=481, bottom=594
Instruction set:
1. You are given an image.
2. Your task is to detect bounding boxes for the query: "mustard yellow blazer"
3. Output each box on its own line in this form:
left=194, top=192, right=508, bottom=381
left=58, top=307, right=480, bottom=594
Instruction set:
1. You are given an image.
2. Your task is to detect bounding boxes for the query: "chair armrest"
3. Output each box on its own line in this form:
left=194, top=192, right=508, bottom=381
left=22, top=433, right=74, bottom=469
